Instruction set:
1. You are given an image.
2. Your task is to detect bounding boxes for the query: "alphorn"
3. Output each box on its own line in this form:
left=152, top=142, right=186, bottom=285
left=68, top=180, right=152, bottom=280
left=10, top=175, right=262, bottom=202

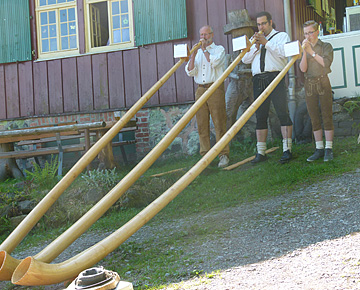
left=7, top=35, right=259, bottom=286
left=12, top=40, right=301, bottom=286
left=0, top=43, right=201, bottom=280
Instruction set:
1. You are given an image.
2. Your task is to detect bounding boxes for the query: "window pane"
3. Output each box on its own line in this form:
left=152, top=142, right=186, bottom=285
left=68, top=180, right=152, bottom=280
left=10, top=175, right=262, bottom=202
left=121, top=14, right=129, bottom=28
left=112, top=1, right=119, bottom=15
left=61, top=23, right=68, bottom=35
left=69, top=22, right=76, bottom=34
left=48, top=0, right=56, bottom=5
left=68, top=7, right=75, bottom=21
left=42, top=39, right=49, bottom=52
left=69, top=35, right=77, bottom=48
left=49, top=24, right=57, bottom=37
left=39, top=0, right=47, bottom=6
left=61, top=36, right=68, bottom=49
left=122, top=28, right=129, bottom=42
left=50, top=38, right=57, bottom=51
left=58, top=0, right=66, bottom=3
left=113, top=30, right=121, bottom=43
left=49, top=11, right=56, bottom=24
left=40, top=12, right=48, bottom=25
left=113, top=15, right=120, bottom=29
left=41, top=26, right=49, bottom=38
left=60, top=9, right=67, bottom=22
left=120, top=0, right=128, bottom=13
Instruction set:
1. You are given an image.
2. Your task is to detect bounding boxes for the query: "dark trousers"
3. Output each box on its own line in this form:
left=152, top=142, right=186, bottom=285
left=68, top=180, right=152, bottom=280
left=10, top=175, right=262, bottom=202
left=253, top=72, right=292, bottom=130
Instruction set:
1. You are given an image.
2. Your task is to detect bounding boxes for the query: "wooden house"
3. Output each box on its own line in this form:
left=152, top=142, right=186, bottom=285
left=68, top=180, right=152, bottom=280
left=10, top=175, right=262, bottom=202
left=0, top=0, right=356, bottom=162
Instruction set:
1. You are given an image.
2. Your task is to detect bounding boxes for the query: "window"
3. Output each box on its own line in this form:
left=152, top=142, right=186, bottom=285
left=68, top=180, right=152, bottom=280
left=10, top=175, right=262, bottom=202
left=85, top=0, right=134, bottom=52
left=36, top=0, right=78, bottom=58
left=32, top=0, right=185, bottom=59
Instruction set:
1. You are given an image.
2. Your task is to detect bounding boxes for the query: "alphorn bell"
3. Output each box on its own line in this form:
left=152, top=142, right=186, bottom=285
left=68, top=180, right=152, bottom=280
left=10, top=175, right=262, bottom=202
left=9, top=35, right=259, bottom=286
left=0, top=42, right=201, bottom=281
left=12, top=38, right=302, bottom=286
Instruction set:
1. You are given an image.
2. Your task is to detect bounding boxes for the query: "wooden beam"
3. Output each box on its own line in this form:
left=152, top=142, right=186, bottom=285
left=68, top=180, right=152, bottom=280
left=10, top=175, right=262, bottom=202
left=223, top=147, right=279, bottom=171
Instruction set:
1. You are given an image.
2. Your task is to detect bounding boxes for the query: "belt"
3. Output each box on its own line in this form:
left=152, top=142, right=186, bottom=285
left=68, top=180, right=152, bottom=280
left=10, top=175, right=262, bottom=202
left=254, top=71, right=280, bottom=78
left=198, top=83, right=213, bottom=88
left=305, top=75, right=326, bottom=81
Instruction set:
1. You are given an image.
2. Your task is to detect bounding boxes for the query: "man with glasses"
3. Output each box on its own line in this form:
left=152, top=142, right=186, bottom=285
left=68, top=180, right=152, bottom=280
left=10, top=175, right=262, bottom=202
left=242, top=11, right=293, bottom=164
left=185, top=25, right=230, bottom=168
left=300, top=20, right=334, bottom=162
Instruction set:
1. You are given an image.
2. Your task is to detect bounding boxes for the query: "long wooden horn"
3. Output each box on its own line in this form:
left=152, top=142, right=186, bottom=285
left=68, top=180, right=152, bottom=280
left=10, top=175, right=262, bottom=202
left=9, top=36, right=255, bottom=283
left=12, top=49, right=301, bottom=286
left=0, top=42, right=201, bottom=281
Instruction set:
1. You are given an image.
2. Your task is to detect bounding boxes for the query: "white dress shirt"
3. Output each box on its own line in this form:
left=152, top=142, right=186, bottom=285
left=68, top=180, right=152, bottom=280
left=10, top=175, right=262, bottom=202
left=185, top=42, right=225, bottom=84
left=242, top=29, right=290, bottom=76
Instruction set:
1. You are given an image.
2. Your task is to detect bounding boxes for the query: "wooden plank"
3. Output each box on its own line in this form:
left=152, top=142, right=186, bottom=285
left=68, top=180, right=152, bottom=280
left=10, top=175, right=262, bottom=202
left=108, top=51, right=125, bottom=108
left=77, top=0, right=86, bottom=54
left=245, top=0, right=265, bottom=19
left=48, top=59, right=64, bottom=114
left=123, top=49, right=141, bottom=107
left=77, top=55, right=93, bottom=111
left=19, top=61, right=34, bottom=117
left=29, top=0, right=38, bottom=60
left=92, top=53, right=109, bottom=110
left=62, top=57, right=79, bottom=113
left=186, top=0, right=208, bottom=43
left=207, top=0, right=228, bottom=48
left=173, top=39, right=195, bottom=103
left=139, top=44, right=159, bottom=106
left=5, top=63, right=20, bottom=118
left=33, top=61, right=49, bottom=115
left=225, top=0, right=246, bottom=12
left=186, top=0, right=208, bottom=94
left=0, top=65, right=7, bottom=119
left=156, top=42, right=176, bottom=104
left=265, top=0, right=285, bottom=32
left=0, top=144, right=86, bottom=159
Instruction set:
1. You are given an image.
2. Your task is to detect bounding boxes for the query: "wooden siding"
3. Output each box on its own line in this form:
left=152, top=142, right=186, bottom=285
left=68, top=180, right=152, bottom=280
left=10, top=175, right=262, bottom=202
left=0, top=0, right=289, bottom=121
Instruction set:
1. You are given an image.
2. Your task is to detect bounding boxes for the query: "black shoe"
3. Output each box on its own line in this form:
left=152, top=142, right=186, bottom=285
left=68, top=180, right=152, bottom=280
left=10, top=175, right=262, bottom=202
left=324, top=148, right=333, bottom=162
left=279, top=150, right=292, bottom=164
left=307, top=149, right=324, bottom=162
left=251, top=153, right=268, bottom=164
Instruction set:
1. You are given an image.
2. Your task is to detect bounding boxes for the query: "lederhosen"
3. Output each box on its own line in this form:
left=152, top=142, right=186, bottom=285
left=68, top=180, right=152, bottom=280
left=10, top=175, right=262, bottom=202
left=304, top=43, right=334, bottom=131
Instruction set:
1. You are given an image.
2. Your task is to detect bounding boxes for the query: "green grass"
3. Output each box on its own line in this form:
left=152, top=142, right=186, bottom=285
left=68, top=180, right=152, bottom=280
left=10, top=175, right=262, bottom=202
left=0, top=136, right=359, bottom=289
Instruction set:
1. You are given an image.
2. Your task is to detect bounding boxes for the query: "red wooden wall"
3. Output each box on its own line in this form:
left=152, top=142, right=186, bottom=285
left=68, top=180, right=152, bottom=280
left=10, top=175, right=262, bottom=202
left=0, top=0, right=288, bottom=121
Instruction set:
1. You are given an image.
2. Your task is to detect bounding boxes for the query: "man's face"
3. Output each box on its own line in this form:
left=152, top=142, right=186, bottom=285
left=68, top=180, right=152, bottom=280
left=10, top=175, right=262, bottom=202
left=256, top=16, right=272, bottom=35
left=199, top=27, right=213, bottom=45
left=303, top=25, right=319, bottom=43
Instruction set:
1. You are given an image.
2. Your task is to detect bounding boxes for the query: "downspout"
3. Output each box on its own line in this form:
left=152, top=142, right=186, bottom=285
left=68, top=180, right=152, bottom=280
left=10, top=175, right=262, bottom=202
left=284, top=0, right=296, bottom=138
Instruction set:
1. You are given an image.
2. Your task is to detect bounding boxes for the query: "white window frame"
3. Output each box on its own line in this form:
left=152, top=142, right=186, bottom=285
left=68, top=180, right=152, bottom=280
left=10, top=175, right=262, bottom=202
left=85, top=0, right=134, bottom=53
left=35, top=0, right=79, bottom=59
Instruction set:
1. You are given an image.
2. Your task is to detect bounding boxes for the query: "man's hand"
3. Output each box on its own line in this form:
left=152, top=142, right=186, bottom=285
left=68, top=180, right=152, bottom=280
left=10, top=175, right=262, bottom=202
left=254, top=32, right=267, bottom=46
left=191, top=42, right=200, bottom=58
left=302, top=39, right=314, bottom=55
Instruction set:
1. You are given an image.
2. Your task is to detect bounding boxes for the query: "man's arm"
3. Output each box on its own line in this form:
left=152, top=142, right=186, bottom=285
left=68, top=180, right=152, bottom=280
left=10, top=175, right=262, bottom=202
left=185, top=43, right=199, bottom=77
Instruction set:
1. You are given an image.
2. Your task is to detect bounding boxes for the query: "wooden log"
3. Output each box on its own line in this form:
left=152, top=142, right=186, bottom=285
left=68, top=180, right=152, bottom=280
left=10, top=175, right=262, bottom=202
left=223, top=147, right=279, bottom=170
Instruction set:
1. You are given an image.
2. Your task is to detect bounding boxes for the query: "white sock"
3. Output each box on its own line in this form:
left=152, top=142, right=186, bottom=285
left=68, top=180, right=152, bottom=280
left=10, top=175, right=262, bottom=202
left=282, top=138, right=292, bottom=152
left=316, top=141, right=324, bottom=149
left=257, top=142, right=267, bottom=156
left=325, top=141, right=333, bottom=149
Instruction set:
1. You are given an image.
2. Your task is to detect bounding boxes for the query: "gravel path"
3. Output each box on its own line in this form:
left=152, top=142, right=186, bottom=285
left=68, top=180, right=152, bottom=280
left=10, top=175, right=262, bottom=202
left=1, top=168, right=360, bottom=289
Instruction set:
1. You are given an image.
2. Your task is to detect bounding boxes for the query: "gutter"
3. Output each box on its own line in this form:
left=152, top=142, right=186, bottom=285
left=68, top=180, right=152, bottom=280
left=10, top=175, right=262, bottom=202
left=284, top=0, right=297, bottom=138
